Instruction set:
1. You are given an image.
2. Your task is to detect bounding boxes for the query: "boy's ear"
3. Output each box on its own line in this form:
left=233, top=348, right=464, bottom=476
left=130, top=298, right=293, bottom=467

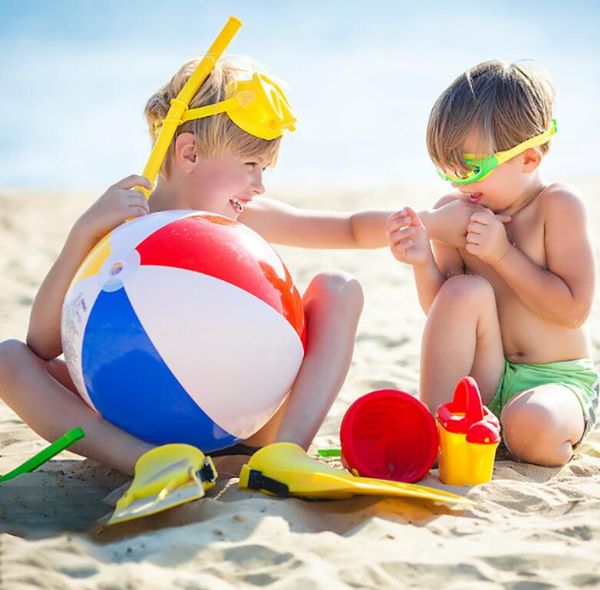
left=521, top=147, right=543, bottom=172
left=174, top=133, right=198, bottom=172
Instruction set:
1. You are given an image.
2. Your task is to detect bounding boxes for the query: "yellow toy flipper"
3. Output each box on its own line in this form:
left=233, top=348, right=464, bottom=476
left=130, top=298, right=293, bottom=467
left=239, top=443, right=474, bottom=508
left=108, top=444, right=217, bottom=526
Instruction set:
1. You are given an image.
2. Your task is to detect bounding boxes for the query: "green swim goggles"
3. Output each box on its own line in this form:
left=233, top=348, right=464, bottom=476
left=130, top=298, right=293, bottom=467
left=437, top=119, right=557, bottom=186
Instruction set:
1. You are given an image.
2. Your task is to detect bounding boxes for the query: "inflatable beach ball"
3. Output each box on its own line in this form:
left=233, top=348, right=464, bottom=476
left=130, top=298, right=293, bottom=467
left=61, top=210, right=306, bottom=452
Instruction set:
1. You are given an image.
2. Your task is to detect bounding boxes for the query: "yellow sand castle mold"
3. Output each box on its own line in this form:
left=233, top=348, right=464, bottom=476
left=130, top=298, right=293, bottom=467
left=436, top=377, right=500, bottom=486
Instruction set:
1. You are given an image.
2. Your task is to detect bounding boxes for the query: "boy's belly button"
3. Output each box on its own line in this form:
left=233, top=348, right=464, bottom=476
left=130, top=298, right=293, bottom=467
left=506, top=351, right=525, bottom=362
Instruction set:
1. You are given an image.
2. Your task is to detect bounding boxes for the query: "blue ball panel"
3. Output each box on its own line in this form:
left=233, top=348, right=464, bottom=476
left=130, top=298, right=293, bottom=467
left=81, top=285, right=240, bottom=452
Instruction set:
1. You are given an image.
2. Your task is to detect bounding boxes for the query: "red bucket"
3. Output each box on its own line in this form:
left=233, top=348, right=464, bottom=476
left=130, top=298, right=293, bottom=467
left=340, top=389, right=438, bottom=483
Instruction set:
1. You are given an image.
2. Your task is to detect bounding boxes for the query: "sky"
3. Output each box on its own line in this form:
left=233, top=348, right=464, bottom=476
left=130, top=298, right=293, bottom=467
left=0, top=0, right=599, bottom=191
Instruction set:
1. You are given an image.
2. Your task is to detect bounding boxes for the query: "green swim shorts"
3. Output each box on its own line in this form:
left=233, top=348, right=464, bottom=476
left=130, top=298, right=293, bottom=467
left=488, top=358, right=599, bottom=442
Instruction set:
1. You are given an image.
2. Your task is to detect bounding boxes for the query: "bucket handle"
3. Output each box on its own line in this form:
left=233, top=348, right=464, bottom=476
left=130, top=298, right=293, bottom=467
left=452, top=376, right=484, bottom=425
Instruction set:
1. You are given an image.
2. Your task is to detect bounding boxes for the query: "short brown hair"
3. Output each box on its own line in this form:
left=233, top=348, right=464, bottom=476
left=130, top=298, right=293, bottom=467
left=145, top=57, right=282, bottom=178
left=426, top=60, right=555, bottom=174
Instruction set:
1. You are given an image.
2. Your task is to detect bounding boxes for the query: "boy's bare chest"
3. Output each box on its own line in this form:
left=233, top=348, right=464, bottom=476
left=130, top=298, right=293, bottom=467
left=462, top=202, right=546, bottom=285
left=503, top=207, right=546, bottom=267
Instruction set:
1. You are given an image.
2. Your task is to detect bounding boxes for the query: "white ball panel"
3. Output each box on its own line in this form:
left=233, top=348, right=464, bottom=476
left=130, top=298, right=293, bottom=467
left=61, top=274, right=102, bottom=410
left=125, top=265, right=304, bottom=438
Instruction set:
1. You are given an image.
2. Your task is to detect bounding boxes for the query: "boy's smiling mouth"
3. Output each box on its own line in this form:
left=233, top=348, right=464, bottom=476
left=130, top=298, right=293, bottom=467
left=229, top=198, right=244, bottom=214
left=467, top=192, right=483, bottom=204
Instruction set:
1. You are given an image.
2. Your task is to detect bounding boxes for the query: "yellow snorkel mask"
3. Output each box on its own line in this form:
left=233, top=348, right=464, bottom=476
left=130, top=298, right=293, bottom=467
left=139, top=17, right=296, bottom=198
left=179, top=72, right=296, bottom=140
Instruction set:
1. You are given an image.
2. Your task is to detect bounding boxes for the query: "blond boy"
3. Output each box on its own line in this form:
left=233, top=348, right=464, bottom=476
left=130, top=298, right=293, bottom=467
left=0, top=58, right=395, bottom=474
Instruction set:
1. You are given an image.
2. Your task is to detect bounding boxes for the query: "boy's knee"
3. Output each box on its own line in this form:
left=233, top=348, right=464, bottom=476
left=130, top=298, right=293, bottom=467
left=0, top=339, right=30, bottom=381
left=501, top=397, right=572, bottom=466
left=307, top=272, right=364, bottom=313
left=437, top=274, right=495, bottom=309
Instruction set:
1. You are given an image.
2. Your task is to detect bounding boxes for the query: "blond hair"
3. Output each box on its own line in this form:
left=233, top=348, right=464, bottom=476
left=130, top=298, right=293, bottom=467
left=145, top=57, right=282, bottom=178
left=426, top=60, right=555, bottom=173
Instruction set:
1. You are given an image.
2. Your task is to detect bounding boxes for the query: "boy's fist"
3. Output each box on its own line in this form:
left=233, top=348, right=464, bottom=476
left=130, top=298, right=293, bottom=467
left=75, top=175, right=152, bottom=242
left=465, top=208, right=512, bottom=264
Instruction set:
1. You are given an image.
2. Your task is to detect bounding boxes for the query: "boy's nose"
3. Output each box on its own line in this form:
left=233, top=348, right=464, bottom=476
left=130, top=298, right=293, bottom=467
left=251, top=178, right=265, bottom=196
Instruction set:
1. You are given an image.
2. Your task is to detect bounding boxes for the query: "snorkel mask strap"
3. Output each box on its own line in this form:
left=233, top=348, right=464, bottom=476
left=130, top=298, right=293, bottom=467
left=153, top=95, right=241, bottom=134
left=181, top=96, right=241, bottom=122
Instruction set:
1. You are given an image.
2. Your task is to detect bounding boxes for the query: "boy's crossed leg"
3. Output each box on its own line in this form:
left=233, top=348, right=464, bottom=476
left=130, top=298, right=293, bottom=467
left=247, top=270, right=364, bottom=450
left=0, top=340, right=152, bottom=475
left=501, top=385, right=585, bottom=466
left=419, top=274, right=584, bottom=466
left=0, top=271, right=362, bottom=474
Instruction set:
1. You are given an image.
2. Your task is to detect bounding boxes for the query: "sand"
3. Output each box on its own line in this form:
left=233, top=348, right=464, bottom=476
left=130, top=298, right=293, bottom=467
left=1, top=184, right=600, bottom=589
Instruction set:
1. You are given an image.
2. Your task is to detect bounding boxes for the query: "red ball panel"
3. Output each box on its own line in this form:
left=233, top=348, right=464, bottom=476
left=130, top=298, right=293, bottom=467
left=135, top=213, right=305, bottom=343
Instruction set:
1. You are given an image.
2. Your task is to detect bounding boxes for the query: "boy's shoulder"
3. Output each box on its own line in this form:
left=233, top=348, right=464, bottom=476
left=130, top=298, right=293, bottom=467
left=537, top=181, right=587, bottom=219
left=534, top=182, right=589, bottom=237
left=539, top=181, right=585, bottom=207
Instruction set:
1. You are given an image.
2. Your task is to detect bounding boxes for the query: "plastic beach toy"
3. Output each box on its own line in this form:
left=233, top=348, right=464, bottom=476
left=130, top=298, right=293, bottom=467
left=240, top=442, right=473, bottom=507
left=108, top=444, right=217, bottom=526
left=436, top=377, right=500, bottom=485
left=176, top=72, right=296, bottom=140
left=339, top=389, right=439, bottom=483
left=0, top=427, right=85, bottom=483
left=61, top=211, right=305, bottom=452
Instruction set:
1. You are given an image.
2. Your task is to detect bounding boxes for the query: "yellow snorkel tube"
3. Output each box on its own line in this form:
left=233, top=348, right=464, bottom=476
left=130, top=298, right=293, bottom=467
left=138, top=16, right=242, bottom=198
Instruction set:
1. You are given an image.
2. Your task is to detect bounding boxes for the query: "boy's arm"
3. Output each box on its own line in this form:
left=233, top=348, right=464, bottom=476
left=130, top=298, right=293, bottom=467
left=415, top=241, right=465, bottom=313
left=27, top=176, right=151, bottom=360
left=241, top=194, right=495, bottom=250
left=418, top=194, right=509, bottom=248
left=387, top=208, right=463, bottom=314
left=411, top=256, right=446, bottom=315
left=27, top=227, right=104, bottom=359
left=240, top=197, right=395, bottom=248
left=475, top=188, right=594, bottom=328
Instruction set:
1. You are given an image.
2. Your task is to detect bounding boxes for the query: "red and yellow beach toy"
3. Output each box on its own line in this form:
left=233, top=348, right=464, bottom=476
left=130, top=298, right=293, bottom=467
left=436, top=377, right=500, bottom=486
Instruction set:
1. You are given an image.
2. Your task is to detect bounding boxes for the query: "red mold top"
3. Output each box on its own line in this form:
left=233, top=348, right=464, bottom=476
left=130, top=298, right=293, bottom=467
left=436, top=377, right=500, bottom=445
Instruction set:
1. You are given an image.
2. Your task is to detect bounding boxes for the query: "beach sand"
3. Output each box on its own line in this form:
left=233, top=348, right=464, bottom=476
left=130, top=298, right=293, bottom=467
left=1, top=184, right=600, bottom=589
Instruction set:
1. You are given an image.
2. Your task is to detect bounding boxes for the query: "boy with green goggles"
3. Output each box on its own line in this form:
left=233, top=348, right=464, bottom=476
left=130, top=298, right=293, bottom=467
left=386, top=59, right=598, bottom=469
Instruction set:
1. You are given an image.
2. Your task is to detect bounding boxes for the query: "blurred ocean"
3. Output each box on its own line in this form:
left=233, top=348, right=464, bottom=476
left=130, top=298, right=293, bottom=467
left=0, top=0, right=599, bottom=192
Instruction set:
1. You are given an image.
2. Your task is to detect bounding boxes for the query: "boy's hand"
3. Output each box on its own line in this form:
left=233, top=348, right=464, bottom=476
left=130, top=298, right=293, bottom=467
left=465, top=208, right=512, bottom=264
left=421, top=196, right=484, bottom=247
left=74, top=175, right=152, bottom=242
left=386, top=207, right=433, bottom=266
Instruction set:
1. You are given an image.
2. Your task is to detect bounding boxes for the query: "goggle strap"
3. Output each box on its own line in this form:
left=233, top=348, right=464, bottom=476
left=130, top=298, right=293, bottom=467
left=465, top=119, right=558, bottom=166
left=495, top=121, right=557, bottom=165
